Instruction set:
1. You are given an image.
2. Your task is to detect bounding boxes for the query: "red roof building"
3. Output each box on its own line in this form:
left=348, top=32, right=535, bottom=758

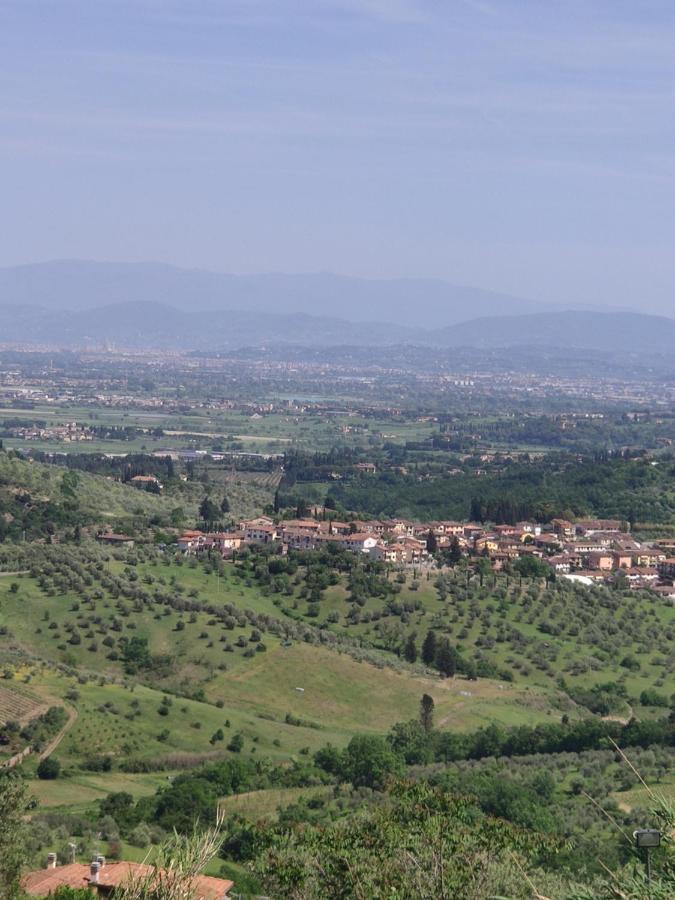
left=23, top=859, right=233, bottom=898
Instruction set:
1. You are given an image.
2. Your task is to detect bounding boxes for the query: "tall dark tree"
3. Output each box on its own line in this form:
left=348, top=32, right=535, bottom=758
left=419, top=693, right=435, bottom=733
left=220, top=494, right=230, bottom=515
left=447, top=536, right=463, bottom=566
left=199, top=496, right=219, bottom=522
left=436, top=639, right=457, bottom=678
left=421, top=629, right=437, bottom=666
left=403, top=633, right=418, bottom=664
left=470, top=497, right=484, bottom=523
left=426, top=531, right=438, bottom=554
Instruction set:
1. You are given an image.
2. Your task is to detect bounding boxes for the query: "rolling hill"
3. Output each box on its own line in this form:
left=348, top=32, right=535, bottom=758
left=0, top=301, right=417, bottom=349
left=2, top=303, right=672, bottom=356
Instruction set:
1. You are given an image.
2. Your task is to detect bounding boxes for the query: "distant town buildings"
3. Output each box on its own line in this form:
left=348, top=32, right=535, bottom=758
left=176, top=513, right=673, bottom=593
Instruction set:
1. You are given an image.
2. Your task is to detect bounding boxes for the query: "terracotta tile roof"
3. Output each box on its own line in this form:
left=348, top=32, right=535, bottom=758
left=23, top=862, right=233, bottom=898
left=23, top=863, right=90, bottom=895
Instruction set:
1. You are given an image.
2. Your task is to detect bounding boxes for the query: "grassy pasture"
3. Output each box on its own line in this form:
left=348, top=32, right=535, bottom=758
left=28, top=770, right=167, bottom=810
left=218, top=785, right=328, bottom=821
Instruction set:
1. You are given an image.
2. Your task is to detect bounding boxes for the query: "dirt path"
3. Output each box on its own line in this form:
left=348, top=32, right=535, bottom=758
left=0, top=571, right=29, bottom=577
left=39, top=705, right=78, bottom=760
left=1, top=704, right=77, bottom=771
left=602, top=704, right=634, bottom=726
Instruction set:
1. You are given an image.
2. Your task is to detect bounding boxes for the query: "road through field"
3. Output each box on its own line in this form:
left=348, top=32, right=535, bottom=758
left=39, top=705, right=78, bottom=760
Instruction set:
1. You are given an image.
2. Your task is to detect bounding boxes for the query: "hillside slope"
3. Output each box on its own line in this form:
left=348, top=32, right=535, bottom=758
left=0, top=451, right=194, bottom=538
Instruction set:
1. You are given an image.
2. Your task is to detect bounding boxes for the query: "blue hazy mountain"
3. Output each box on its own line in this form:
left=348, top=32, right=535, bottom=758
left=0, top=259, right=547, bottom=328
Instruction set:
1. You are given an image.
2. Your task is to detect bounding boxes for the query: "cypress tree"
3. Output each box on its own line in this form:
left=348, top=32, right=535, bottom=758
left=403, top=633, right=418, bottom=663
left=436, top=639, right=457, bottom=678
left=421, top=629, right=437, bottom=666
left=419, top=693, right=435, bottom=732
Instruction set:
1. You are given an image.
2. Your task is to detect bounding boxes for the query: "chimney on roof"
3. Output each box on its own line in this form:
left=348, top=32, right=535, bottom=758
left=47, top=853, right=57, bottom=869
left=90, top=861, right=100, bottom=884
left=97, top=855, right=106, bottom=868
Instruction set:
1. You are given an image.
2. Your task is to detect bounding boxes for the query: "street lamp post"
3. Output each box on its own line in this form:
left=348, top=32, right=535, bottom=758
left=633, top=828, right=661, bottom=893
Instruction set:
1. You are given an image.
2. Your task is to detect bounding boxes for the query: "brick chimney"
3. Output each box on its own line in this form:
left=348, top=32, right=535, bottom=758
left=90, top=861, right=100, bottom=884
left=46, top=853, right=57, bottom=869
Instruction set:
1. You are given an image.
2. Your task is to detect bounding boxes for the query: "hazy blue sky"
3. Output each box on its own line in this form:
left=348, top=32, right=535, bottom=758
left=2, top=1, right=675, bottom=312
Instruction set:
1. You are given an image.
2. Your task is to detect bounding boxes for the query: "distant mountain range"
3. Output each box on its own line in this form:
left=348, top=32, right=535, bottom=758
left=0, top=301, right=416, bottom=349
left=1, top=301, right=674, bottom=356
left=439, top=310, right=675, bottom=353
left=0, top=259, right=549, bottom=328
left=0, top=260, right=672, bottom=355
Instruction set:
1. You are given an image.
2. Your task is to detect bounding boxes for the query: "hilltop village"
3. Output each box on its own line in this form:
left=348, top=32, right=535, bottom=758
left=178, top=513, right=675, bottom=596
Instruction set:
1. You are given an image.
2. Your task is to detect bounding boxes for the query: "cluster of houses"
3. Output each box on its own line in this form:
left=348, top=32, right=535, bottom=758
left=9, top=421, right=94, bottom=442
left=179, top=516, right=428, bottom=564
left=177, top=514, right=675, bottom=595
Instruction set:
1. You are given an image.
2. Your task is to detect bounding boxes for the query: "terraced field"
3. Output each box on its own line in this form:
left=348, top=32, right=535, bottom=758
left=0, top=682, right=48, bottom=723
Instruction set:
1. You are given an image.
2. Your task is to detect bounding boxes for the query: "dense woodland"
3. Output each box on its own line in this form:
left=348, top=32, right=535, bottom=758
left=325, top=452, right=675, bottom=524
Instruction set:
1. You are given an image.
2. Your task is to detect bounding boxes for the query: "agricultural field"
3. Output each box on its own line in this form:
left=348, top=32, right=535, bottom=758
left=224, top=547, right=675, bottom=716
left=615, top=779, right=675, bottom=811
left=0, top=544, right=575, bottom=803
left=1, top=538, right=673, bottom=891
left=218, top=785, right=329, bottom=822
left=3, top=543, right=673, bottom=729
left=0, top=401, right=437, bottom=456
left=27, top=769, right=167, bottom=811
left=0, top=681, right=47, bottom=724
